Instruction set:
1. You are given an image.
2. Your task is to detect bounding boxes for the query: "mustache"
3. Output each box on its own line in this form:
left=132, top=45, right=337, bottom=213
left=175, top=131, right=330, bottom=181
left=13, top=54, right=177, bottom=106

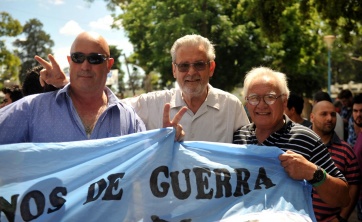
left=78, top=71, right=94, bottom=76
left=184, top=76, right=200, bottom=81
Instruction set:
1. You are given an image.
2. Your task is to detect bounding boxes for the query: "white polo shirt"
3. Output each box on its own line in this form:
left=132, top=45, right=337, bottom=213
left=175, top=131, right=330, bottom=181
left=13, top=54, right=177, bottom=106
left=122, top=84, right=250, bottom=143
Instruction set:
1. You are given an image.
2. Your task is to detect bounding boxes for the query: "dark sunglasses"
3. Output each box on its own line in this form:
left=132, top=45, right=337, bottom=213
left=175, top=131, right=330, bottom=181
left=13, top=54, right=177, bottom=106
left=70, top=52, right=108, bottom=65
left=174, top=61, right=210, bottom=72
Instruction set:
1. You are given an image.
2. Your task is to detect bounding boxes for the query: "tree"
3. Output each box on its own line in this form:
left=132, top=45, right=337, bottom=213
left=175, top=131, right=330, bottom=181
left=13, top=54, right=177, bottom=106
left=90, top=0, right=361, bottom=96
left=0, top=12, right=23, bottom=88
left=109, top=45, right=126, bottom=95
left=13, top=19, right=54, bottom=82
left=242, top=0, right=362, bottom=96
left=91, top=0, right=266, bottom=92
left=249, top=0, right=362, bottom=43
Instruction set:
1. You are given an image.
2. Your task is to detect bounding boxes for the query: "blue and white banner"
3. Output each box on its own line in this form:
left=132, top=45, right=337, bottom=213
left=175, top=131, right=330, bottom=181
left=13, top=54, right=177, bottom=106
left=0, top=128, right=315, bottom=222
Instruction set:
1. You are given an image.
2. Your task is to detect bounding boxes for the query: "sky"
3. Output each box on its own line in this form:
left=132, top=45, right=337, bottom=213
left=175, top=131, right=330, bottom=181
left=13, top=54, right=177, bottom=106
left=1, top=0, right=133, bottom=70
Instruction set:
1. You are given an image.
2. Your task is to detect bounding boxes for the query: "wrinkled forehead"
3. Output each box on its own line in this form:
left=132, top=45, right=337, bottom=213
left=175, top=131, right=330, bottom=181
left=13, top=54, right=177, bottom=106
left=71, top=34, right=109, bottom=56
left=247, top=76, right=280, bottom=95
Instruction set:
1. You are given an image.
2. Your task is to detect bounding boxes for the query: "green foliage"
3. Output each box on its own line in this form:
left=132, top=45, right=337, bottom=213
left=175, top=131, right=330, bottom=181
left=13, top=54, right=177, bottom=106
left=0, top=12, right=22, bottom=36
left=109, top=45, right=126, bottom=93
left=13, top=18, right=54, bottom=83
left=94, top=0, right=361, bottom=96
left=0, top=12, right=23, bottom=88
left=108, top=0, right=267, bottom=91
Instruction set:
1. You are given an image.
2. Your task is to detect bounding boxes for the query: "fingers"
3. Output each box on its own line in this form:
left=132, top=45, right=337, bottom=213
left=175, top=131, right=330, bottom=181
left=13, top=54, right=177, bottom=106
left=163, top=103, right=171, bottom=127
left=174, top=123, right=185, bottom=142
left=162, top=103, right=188, bottom=127
left=34, top=55, right=52, bottom=70
left=47, top=54, right=62, bottom=77
left=39, top=66, right=51, bottom=87
left=162, top=103, right=188, bottom=142
left=172, top=106, right=188, bottom=125
left=39, top=70, right=46, bottom=87
left=35, top=55, right=53, bottom=87
left=34, top=54, right=68, bottom=88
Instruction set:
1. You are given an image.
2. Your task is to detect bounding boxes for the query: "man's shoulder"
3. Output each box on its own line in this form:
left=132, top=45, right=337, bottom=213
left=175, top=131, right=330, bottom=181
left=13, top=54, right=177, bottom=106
left=133, top=89, right=177, bottom=104
left=17, top=91, right=58, bottom=105
left=287, top=121, right=320, bottom=140
left=209, top=86, right=241, bottom=102
left=145, top=89, right=176, bottom=97
left=331, top=138, right=355, bottom=152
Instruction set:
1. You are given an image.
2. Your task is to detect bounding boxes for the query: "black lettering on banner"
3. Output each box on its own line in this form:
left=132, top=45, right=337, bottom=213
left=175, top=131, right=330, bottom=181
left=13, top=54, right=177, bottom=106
left=102, top=173, right=125, bottom=201
left=150, top=166, right=170, bottom=198
left=254, top=167, right=276, bottom=189
left=233, top=168, right=251, bottom=197
left=151, top=215, right=192, bottom=222
left=47, top=187, right=67, bottom=214
left=150, top=166, right=276, bottom=200
left=214, top=168, right=232, bottom=198
left=0, top=195, right=19, bottom=222
left=20, top=190, right=45, bottom=221
left=170, top=169, right=191, bottom=200
left=83, top=178, right=107, bottom=204
left=84, top=173, right=126, bottom=204
left=193, top=167, right=213, bottom=199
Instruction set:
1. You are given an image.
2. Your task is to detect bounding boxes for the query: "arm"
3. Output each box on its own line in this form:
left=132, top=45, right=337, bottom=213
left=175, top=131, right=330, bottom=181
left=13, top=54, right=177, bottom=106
left=0, top=102, right=30, bottom=144
left=163, top=103, right=187, bottom=141
left=279, top=150, right=350, bottom=207
left=34, top=54, right=69, bottom=88
left=339, top=184, right=360, bottom=220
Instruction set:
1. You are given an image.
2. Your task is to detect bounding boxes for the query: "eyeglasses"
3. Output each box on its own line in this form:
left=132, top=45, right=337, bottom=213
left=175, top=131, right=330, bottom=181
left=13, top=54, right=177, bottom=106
left=70, top=52, right=108, bottom=65
left=246, top=94, right=285, bottom=106
left=174, top=61, right=210, bottom=72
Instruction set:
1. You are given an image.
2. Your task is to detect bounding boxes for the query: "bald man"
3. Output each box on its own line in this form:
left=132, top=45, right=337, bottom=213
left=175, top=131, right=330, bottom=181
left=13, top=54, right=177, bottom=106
left=310, top=101, right=361, bottom=221
left=0, top=31, right=186, bottom=144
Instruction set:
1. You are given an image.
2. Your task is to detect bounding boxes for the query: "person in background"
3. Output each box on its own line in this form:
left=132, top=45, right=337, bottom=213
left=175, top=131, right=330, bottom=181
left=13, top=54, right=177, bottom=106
left=233, top=67, right=349, bottom=210
left=334, top=99, right=343, bottom=115
left=310, top=100, right=360, bottom=222
left=284, top=93, right=312, bottom=127
left=353, top=130, right=362, bottom=222
left=36, top=34, right=250, bottom=143
left=22, top=65, right=58, bottom=96
left=313, top=90, right=344, bottom=140
left=0, top=85, right=23, bottom=108
left=338, top=89, right=354, bottom=141
left=0, top=31, right=186, bottom=144
left=347, top=93, right=362, bottom=222
left=348, top=94, right=362, bottom=147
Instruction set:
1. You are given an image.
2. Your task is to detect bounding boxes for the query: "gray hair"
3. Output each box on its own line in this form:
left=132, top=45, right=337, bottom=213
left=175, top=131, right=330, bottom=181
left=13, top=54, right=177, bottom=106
left=170, top=34, right=216, bottom=62
left=243, top=67, right=290, bottom=98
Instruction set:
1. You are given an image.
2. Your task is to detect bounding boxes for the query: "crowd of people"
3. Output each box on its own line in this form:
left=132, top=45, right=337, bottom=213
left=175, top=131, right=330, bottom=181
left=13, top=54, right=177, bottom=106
left=1, top=31, right=362, bottom=222
left=0, top=65, right=58, bottom=109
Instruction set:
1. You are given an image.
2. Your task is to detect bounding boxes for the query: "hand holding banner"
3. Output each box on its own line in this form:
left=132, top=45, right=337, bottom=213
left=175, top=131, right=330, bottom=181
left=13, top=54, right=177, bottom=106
left=0, top=128, right=315, bottom=222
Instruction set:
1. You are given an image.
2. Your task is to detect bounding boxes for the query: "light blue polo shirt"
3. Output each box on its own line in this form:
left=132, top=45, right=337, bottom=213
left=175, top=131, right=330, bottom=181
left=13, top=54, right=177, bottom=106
left=0, top=84, right=145, bottom=144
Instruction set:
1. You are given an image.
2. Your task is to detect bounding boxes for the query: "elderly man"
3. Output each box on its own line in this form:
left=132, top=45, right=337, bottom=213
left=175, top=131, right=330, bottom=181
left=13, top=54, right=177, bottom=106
left=310, top=100, right=360, bottom=221
left=233, top=67, right=349, bottom=209
left=0, top=32, right=186, bottom=144
left=36, top=34, right=249, bottom=143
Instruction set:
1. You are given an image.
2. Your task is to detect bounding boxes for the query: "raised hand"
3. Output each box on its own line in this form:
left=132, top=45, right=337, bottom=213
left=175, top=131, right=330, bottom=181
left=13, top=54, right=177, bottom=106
left=34, top=54, right=69, bottom=88
left=163, top=103, right=188, bottom=141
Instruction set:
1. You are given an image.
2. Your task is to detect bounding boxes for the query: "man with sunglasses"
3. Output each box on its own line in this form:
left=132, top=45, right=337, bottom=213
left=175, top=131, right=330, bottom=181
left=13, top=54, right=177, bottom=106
left=35, top=34, right=249, bottom=143
left=0, top=32, right=186, bottom=144
left=233, top=67, right=350, bottom=212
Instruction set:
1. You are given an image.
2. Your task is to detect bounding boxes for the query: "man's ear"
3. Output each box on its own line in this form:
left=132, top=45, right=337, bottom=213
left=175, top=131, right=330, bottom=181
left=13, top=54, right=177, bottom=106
left=209, top=61, right=216, bottom=77
left=172, top=63, right=177, bottom=78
